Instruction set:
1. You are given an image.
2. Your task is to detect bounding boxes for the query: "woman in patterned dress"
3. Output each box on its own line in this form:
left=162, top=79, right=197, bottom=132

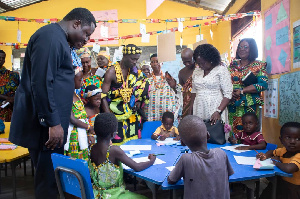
left=0, top=50, right=20, bottom=121
left=78, top=49, right=103, bottom=100
left=228, top=38, right=268, bottom=136
left=190, top=44, right=233, bottom=129
left=64, top=67, right=95, bottom=160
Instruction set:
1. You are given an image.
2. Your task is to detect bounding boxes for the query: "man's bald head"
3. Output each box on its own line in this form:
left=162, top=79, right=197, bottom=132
left=181, top=48, right=194, bottom=69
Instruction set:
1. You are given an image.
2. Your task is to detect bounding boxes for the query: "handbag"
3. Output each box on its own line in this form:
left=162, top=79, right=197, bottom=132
left=203, top=119, right=226, bottom=145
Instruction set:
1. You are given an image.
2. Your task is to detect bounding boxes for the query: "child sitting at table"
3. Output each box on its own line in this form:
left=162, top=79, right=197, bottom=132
left=151, top=111, right=180, bottom=140
left=89, top=113, right=155, bottom=199
left=168, top=115, right=234, bottom=199
left=228, top=112, right=266, bottom=150
left=257, top=122, right=300, bottom=199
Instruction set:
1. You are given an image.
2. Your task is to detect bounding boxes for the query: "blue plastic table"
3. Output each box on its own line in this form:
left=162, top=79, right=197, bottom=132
left=160, top=143, right=293, bottom=199
left=122, top=139, right=184, bottom=199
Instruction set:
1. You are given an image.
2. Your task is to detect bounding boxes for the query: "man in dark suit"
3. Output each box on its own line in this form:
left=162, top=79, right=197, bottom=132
left=9, top=8, right=96, bottom=199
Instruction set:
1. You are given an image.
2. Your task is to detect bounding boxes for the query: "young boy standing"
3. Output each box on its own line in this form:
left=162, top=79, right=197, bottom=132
left=168, top=115, right=234, bottom=199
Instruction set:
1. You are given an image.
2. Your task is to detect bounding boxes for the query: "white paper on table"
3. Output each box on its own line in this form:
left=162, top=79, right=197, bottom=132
left=122, top=157, right=166, bottom=170
left=120, top=145, right=152, bottom=151
left=156, top=138, right=180, bottom=145
left=92, top=43, right=100, bottom=53
left=141, top=33, right=150, bottom=43
left=220, top=144, right=251, bottom=153
left=234, top=156, right=274, bottom=166
left=166, top=166, right=175, bottom=171
left=129, top=150, right=141, bottom=156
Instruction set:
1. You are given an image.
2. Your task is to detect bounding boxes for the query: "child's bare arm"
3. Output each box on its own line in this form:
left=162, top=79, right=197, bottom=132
left=70, top=111, right=89, bottom=129
left=273, top=161, right=299, bottom=174
left=247, top=141, right=267, bottom=150
left=114, top=146, right=156, bottom=172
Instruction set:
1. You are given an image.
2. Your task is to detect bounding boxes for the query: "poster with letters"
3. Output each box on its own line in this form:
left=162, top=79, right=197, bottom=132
left=264, top=79, right=278, bottom=118
left=279, top=71, right=300, bottom=125
left=264, top=0, right=290, bottom=74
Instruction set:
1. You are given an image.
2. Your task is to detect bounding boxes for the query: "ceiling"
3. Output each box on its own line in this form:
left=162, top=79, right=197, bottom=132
left=0, top=0, right=47, bottom=14
left=0, top=0, right=236, bottom=15
left=170, top=0, right=236, bottom=14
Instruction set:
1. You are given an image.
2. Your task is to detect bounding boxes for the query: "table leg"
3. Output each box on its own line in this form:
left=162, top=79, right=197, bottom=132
left=270, top=176, right=277, bottom=199
left=11, top=161, right=17, bottom=199
left=145, top=181, right=158, bottom=199
left=23, top=158, right=27, bottom=176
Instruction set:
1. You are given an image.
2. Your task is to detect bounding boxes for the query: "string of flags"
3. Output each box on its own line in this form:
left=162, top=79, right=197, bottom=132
left=0, top=11, right=261, bottom=47
left=0, top=11, right=260, bottom=24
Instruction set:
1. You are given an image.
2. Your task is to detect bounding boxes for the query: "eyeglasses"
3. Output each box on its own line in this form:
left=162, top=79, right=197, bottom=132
left=238, top=45, right=249, bottom=50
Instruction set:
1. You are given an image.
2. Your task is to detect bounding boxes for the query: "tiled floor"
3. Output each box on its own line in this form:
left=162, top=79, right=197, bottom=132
left=1, top=161, right=256, bottom=199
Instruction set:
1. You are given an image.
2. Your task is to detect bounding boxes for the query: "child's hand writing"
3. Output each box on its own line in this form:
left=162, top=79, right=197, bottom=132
left=148, top=154, right=156, bottom=163
left=173, top=136, right=180, bottom=141
left=159, top=135, right=167, bottom=141
left=256, top=152, right=267, bottom=160
left=228, top=136, right=238, bottom=144
left=235, top=146, right=250, bottom=150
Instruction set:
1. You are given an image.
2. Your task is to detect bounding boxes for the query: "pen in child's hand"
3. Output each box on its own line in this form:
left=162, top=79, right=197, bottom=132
left=254, top=150, right=259, bottom=154
left=153, top=154, right=165, bottom=156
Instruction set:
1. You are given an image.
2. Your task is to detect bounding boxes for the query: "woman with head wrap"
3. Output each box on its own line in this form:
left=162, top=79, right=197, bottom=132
left=78, top=48, right=103, bottom=100
left=97, top=51, right=111, bottom=70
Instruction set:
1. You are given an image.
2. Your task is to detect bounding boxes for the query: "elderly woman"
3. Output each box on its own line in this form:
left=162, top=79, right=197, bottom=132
left=228, top=38, right=268, bottom=136
left=144, top=54, right=182, bottom=124
left=190, top=44, right=233, bottom=127
left=78, top=48, right=103, bottom=99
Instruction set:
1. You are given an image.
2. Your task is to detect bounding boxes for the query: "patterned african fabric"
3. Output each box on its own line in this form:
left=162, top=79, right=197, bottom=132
left=144, top=75, right=182, bottom=123
left=80, top=75, right=103, bottom=99
left=71, top=47, right=82, bottom=67
left=88, top=146, right=147, bottom=199
left=64, top=99, right=89, bottom=161
left=228, top=60, right=268, bottom=135
left=182, top=75, right=193, bottom=118
left=0, top=66, right=20, bottom=121
left=107, top=62, right=150, bottom=145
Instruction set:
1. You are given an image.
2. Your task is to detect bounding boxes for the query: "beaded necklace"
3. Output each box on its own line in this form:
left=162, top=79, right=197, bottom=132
left=152, top=71, right=164, bottom=89
left=115, top=62, right=133, bottom=103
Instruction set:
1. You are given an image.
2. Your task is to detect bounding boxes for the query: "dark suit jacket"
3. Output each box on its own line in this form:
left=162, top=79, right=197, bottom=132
left=9, top=23, right=74, bottom=150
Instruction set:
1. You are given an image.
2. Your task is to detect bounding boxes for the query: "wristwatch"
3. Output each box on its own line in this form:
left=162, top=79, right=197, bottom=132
left=216, top=108, right=222, bottom=114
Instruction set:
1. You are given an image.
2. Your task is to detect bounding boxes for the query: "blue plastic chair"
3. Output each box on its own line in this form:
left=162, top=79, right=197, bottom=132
left=51, top=153, right=94, bottom=199
left=266, top=143, right=277, bottom=151
left=141, top=121, right=162, bottom=139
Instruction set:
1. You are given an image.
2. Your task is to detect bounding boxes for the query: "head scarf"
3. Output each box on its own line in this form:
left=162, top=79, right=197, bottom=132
left=77, top=47, right=91, bottom=59
left=84, top=85, right=102, bottom=98
left=97, top=51, right=112, bottom=67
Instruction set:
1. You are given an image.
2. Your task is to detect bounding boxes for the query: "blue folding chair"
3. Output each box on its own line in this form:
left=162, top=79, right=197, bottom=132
left=51, top=153, right=94, bottom=199
left=141, top=121, right=162, bottom=139
left=266, top=143, right=277, bottom=151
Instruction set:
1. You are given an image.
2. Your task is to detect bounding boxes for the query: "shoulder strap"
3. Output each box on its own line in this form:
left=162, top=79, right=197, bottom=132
left=106, top=145, right=111, bottom=160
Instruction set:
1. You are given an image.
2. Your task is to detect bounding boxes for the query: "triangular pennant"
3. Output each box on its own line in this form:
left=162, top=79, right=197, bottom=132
left=146, top=0, right=165, bottom=17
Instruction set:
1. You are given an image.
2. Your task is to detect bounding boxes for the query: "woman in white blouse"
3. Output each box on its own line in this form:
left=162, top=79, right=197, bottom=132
left=190, top=44, right=233, bottom=125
